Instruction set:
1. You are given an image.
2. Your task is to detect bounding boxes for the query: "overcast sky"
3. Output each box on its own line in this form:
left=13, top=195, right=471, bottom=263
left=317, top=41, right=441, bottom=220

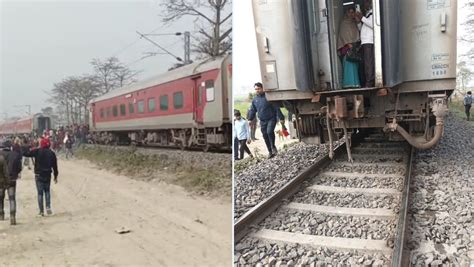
left=1, top=0, right=198, bottom=118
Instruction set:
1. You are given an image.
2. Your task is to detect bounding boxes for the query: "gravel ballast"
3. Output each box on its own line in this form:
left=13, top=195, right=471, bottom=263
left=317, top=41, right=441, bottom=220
left=407, top=114, right=474, bottom=266
left=234, top=143, right=331, bottom=220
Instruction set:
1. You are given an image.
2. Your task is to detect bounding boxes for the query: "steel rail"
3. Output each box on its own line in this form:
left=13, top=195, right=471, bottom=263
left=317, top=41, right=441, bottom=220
left=391, top=146, right=414, bottom=266
left=234, top=142, right=347, bottom=242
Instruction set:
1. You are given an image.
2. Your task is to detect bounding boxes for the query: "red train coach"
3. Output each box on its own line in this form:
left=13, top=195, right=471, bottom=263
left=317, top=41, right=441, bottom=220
left=0, top=113, right=52, bottom=136
left=89, top=55, right=232, bottom=151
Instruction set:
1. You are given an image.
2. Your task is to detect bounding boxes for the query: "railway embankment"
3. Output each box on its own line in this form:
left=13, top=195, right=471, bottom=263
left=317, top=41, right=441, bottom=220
left=74, top=145, right=231, bottom=197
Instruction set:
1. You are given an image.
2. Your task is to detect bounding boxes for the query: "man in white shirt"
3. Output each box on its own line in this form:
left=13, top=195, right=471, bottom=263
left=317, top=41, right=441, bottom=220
left=357, top=0, right=374, bottom=88
left=233, top=110, right=253, bottom=160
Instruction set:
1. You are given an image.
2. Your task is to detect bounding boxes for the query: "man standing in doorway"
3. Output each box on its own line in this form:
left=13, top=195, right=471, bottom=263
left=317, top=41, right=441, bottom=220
left=357, top=0, right=374, bottom=87
left=248, top=82, right=285, bottom=158
left=464, top=91, right=473, bottom=121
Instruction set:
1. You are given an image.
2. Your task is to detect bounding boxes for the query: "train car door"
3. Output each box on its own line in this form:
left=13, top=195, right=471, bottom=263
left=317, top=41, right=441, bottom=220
left=90, top=103, right=96, bottom=129
left=326, top=0, right=384, bottom=89
left=192, top=77, right=204, bottom=124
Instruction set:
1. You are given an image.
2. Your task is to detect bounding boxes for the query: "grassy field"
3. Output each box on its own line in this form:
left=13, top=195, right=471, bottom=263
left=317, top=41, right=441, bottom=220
left=75, top=146, right=230, bottom=196
left=450, top=99, right=474, bottom=125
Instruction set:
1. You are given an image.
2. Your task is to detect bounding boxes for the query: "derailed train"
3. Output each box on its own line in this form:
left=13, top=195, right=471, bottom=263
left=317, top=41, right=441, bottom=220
left=89, top=55, right=233, bottom=151
left=252, top=0, right=456, bottom=153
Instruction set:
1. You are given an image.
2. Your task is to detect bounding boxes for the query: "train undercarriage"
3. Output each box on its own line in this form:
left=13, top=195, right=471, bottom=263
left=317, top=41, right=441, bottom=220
left=90, top=124, right=232, bottom=152
left=281, top=86, right=452, bottom=159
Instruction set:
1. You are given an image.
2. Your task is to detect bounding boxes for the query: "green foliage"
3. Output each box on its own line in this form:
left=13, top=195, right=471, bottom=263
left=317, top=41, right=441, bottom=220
left=75, top=146, right=230, bottom=195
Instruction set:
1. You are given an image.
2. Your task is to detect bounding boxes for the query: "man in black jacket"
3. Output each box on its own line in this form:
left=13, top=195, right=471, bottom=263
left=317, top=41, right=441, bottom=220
left=24, top=138, right=59, bottom=216
left=0, top=140, right=22, bottom=225
left=247, top=82, right=285, bottom=158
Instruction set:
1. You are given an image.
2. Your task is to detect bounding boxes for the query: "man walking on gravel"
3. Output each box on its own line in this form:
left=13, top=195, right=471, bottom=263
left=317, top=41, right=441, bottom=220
left=0, top=140, right=23, bottom=225
left=234, top=110, right=253, bottom=160
left=23, top=138, right=58, bottom=216
left=248, top=82, right=285, bottom=158
left=464, top=91, right=472, bottom=121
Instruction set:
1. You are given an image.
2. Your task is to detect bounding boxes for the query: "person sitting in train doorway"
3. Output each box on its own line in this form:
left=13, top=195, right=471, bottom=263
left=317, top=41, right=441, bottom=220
left=248, top=82, right=285, bottom=159
left=356, top=0, right=375, bottom=88
left=23, top=138, right=59, bottom=217
left=337, top=6, right=361, bottom=88
left=233, top=110, right=253, bottom=160
left=0, top=140, right=23, bottom=225
left=464, top=91, right=473, bottom=121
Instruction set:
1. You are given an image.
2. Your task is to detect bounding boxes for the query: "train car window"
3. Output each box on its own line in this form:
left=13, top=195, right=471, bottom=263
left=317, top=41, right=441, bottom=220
left=106, top=107, right=111, bottom=118
left=160, top=95, right=168, bottom=111
left=205, top=80, right=215, bottom=102
left=129, top=103, right=134, bottom=114
left=113, top=106, right=118, bottom=117
left=120, top=104, right=126, bottom=116
left=138, top=100, right=144, bottom=113
left=100, top=108, right=104, bottom=118
left=173, top=92, right=183, bottom=109
left=148, top=98, right=156, bottom=112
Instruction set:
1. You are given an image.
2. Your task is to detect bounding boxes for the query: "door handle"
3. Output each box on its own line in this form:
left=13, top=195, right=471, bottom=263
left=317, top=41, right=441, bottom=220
left=440, top=12, right=447, bottom=32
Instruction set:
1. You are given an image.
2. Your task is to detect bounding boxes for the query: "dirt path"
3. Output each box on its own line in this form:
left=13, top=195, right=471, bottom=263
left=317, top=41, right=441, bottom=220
left=0, top=159, right=231, bottom=266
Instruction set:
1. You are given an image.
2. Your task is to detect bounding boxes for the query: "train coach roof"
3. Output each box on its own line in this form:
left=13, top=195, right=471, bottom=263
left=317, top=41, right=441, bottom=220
left=91, top=55, right=229, bottom=103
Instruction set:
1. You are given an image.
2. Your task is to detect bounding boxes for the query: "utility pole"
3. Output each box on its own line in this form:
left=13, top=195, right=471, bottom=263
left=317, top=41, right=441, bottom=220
left=136, top=31, right=183, bottom=62
left=141, top=31, right=192, bottom=65
left=184, top=31, right=191, bottom=65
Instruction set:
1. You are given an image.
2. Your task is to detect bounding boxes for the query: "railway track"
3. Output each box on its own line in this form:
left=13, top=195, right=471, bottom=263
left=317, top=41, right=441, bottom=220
left=234, top=134, right=414, bottom=266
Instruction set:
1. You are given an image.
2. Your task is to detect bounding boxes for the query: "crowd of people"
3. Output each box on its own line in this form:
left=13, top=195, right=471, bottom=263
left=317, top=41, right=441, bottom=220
left=0, top=123, right=94, bottom=226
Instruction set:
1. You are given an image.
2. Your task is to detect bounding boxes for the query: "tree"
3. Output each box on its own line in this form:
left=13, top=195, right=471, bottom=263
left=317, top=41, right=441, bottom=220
left=457, top=61, right=474, bottom=93
left=41, top=107, right=54, bottom=116
left=161, top=0, right=232, bottom=59
left=247, top=92, right=255, bottom=101
left=48, top=75, right=101, bottom=125
left=91, top=57, right=139, bottom=93
left=460, top=1, right=474, bottom=63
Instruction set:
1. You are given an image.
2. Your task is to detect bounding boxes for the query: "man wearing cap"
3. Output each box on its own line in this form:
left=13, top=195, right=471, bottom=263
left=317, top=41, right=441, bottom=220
left=23, top=138, right=58, bottom=216
left=247, top=82, right=285, bottom=158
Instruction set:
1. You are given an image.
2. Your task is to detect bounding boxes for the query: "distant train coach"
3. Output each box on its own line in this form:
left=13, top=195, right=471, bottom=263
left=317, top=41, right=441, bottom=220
left=0, top=113, right=52, bottom=136
left=89, top=55, right=232, bottom=151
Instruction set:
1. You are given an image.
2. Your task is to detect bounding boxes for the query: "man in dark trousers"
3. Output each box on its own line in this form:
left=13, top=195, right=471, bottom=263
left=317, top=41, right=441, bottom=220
left=464, top=91, right=472, bottom=121
left=247, top=107, right=258, bottom=141
left=248, top=82, right=285, bottom=158
left=233, top=110, right=253, bottom=160
left=0, top=140, right=22, bottom=225
left=356, top=0, right=374, bottom=87
left=24, top=138, right=58, bottom=216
